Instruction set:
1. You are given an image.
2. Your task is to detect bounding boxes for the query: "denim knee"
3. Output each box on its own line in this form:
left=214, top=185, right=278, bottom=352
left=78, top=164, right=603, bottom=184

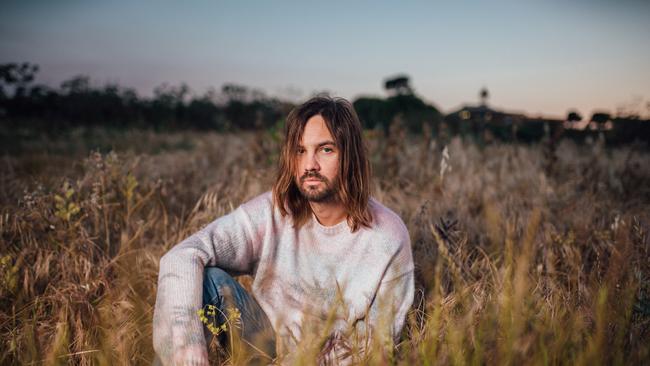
left=203, top=267, right=237, bottom=305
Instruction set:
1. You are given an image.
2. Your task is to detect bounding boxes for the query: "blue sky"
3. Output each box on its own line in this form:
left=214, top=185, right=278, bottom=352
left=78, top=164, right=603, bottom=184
left=1, top=0, right=649, bottom=117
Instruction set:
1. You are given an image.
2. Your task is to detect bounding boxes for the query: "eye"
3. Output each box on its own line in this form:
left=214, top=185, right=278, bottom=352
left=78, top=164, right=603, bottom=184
left=321, top=146, right=334, bottom=153
left=296, top=148, right=305, bottom=155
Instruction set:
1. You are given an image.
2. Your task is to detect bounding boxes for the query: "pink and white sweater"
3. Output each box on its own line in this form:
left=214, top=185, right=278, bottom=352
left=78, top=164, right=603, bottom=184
left=153, top=191, right=414, bottom=364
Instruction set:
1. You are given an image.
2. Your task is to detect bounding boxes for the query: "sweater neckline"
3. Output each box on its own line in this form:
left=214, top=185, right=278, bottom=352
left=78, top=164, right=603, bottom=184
left=311, top=212, right=350, bottom=235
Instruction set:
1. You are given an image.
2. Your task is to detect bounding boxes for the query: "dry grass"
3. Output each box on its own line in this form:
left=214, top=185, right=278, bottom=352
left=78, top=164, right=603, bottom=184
left=1, top=128, right=649, bottom=365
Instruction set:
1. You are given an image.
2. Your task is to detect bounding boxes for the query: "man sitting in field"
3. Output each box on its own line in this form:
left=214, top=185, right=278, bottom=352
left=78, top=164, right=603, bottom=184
left=153, top=96, right=414, bottom=365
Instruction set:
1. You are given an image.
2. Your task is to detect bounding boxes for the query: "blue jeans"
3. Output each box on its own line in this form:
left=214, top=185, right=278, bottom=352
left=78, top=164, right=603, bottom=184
left=202, top=267, right=276, bottom=361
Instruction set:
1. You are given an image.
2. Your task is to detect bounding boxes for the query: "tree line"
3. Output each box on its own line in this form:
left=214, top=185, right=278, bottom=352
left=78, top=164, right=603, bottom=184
left=2, top=63, right=646, bottom=146
left=0, top=63, right=443, bottom=135
left=1, top=63, right=296, bottom=133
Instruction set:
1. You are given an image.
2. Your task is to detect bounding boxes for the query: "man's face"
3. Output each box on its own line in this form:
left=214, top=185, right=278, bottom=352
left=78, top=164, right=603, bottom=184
left=295, top=114, right=340, bottom=203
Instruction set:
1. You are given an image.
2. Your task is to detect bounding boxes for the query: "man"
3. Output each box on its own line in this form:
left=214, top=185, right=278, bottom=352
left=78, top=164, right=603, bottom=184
left=153, top=96, right=414, bottom=365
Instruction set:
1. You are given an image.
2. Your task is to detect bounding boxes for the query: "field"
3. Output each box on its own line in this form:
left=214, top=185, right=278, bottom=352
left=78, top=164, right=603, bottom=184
left=1, top=128, right=649, bottom=365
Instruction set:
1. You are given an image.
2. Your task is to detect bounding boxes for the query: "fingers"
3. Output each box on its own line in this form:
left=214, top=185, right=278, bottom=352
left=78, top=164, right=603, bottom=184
left=173, top=345, right=209, bottom=366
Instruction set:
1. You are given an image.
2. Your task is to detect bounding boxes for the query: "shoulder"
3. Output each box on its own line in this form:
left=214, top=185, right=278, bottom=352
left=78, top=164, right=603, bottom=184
left=367, top=198, right=410, bottom=247
left=368, top=198, right=414, bottom=277
left=238, top=191, right=284, bottom=223
left=240, top=191, right=274, bottom=212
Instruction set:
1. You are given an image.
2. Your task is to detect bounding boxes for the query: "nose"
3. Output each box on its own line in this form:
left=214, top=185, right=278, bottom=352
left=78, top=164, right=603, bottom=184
left=303, top=151, right=320, bottom=172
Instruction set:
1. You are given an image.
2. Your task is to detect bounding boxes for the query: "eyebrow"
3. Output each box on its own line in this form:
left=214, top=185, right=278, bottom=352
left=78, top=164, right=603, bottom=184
left=297, top=141, right=337, bottom=148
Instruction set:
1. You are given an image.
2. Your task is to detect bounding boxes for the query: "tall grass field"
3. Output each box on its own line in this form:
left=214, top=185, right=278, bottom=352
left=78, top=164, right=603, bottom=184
left=1, top=128, right=649, bottom=365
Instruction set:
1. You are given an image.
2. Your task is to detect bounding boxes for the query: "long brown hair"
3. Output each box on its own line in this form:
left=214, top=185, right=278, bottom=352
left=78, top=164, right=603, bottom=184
left=272, top=96, right=373, bottom=232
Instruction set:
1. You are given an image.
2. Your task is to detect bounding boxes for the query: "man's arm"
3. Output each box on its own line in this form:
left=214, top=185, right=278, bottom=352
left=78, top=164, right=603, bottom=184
left=369, top=269, right=415, bottom=346
left=322, top=269, right=414, bottom=366
left=356, top=231, right=415, bottom=361
left=153, top=202, right=263, bottom=365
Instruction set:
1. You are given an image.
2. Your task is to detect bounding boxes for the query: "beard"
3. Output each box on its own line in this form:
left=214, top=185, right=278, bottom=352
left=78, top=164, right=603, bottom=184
left=296, top=171, right=339, bottom=203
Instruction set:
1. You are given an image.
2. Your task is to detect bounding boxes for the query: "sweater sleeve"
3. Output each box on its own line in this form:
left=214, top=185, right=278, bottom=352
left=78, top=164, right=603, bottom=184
left=338, top=228, right=414, bottom=365
left=373, top=268, right=415, bottom=344
left=369, top=233, right=415, bottom=342
left=366, top=228, right=415, bottom=351
left=152, top=200, right=265, bottom=365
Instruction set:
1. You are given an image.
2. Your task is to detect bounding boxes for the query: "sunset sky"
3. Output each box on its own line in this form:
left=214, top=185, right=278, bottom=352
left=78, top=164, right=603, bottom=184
left=1, top=0, right=649, bottom=118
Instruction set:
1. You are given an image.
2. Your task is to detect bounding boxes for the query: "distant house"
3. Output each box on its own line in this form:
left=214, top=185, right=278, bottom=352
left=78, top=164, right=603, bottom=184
left=445, top=104, right=526, bottom=125
left=445, top=103, right=565, bottom=142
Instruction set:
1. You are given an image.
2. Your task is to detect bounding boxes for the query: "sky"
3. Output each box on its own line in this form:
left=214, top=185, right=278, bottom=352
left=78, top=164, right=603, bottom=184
left=1, top=0, right=649, bottom=118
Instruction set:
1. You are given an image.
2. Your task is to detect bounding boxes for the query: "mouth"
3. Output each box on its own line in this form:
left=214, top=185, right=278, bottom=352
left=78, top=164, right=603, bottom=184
left=302, top=174, right=324, bottom=182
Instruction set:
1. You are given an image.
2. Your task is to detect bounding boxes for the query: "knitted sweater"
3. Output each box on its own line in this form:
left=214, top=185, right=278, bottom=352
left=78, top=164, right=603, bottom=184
left=153, top=191, right=414, bottom=364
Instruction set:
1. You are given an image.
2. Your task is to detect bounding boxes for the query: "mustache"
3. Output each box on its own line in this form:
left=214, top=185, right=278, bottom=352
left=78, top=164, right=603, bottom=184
left=300, top=171, right=327, bottom=182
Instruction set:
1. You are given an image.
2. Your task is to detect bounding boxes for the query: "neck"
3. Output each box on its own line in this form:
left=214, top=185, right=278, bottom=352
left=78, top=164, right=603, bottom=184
left=309, top=200, right=347, bottom=227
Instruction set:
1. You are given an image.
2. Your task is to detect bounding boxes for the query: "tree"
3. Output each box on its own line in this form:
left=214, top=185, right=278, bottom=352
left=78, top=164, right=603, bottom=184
left=353, top=93, right=441, bottom=134
left=222, top=84, right=248, bottom=102
left=0, top=62, right=39, bottom=97
left=567, top=110, right=582, bottom=123
left=153, top=83, right=190, bottom=106
left=353, top=97, right=389, bottom=129
left=589, top=112, right=611, bottom=131
left=384, top=75, right=413, bottom=96
left=61, top=75, right=91, bottom=94
left=591, top=112, right=611, bottom=125
left=480, top=87, right=489, bottom=106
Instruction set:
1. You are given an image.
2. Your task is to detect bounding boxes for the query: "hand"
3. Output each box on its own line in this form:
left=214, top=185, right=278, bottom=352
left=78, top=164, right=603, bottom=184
left=318, top=332, right=352, bottom=365
left=172, top=344, right=209, bottom=366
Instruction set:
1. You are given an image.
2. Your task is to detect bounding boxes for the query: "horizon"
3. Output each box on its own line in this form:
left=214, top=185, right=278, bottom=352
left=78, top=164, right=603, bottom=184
left=1, top=0, right=649, bottom=119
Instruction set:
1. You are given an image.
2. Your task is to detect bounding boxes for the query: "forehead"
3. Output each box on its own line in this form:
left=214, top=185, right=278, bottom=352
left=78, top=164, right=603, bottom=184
left=300, top=114, right=335, bottom=145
